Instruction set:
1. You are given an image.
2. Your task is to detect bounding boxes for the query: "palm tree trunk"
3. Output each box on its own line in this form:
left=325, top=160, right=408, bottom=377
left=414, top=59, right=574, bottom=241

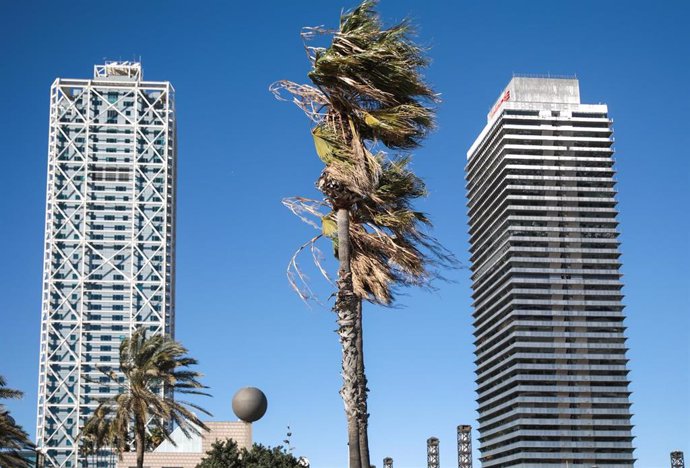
left=356, top=299, right=371, bottom=468
left=335, top=207, right=361, bottom=468
left=135, top=417, right=146, bottom=468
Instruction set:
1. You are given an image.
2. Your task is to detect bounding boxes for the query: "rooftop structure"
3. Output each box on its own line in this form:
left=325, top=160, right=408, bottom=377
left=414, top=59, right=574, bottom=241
left=93, top=62, right=143, bottom=81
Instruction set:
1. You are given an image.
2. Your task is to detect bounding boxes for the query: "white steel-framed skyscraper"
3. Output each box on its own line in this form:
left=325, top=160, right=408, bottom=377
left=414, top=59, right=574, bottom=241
left=466, top=77, right=634, bottom=467
left=36, top=62, right=176, bottom=468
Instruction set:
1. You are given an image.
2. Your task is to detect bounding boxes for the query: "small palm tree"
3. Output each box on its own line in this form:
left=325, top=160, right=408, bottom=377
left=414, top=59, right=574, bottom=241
left=0, top=375, right=35, bottom=468
left=273, top=2, right=452, bottom=466
left=82, top=328, right=211, bottom=468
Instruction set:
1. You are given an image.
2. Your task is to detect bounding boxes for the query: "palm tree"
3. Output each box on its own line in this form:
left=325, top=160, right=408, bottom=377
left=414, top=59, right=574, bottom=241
left=272, top=2, right=451, bottom=466
left=0, top=375, right=35, bottom=468
left=81, top=328, right=211, bottom=468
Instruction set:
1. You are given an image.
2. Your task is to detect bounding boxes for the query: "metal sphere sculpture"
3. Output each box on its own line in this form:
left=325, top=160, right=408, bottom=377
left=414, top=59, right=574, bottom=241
left=232, top=387, right=267, bottom=423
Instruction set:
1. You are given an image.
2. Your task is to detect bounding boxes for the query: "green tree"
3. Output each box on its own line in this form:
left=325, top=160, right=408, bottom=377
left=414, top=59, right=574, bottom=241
left=273, top=1, right=450, bottom=466
left=146, top=427, right=166, bottom=450
left=0, top=375, right=35, bottom=468
left=196, top=439, right=243, bottom=468
left=81, top=328, right=211, bottom=468
left=196, top=439, right=305, bottom=468
left=242, top=444, right=305, bottom=468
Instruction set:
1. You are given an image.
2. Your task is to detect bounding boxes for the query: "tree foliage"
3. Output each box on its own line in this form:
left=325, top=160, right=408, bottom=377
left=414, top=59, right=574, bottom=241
left=274, top=0, right=451, bottom=306
left=0, top=375, right=35, bottom=468
left=196, top=439, right=305, bottom=468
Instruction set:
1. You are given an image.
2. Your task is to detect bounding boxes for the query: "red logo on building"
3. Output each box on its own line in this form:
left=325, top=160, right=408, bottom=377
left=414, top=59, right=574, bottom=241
left=489, top=90, right=511, bottom=118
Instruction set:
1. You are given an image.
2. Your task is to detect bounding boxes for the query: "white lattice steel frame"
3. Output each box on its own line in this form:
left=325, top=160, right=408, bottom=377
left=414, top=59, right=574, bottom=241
left=427, top=437, right=440, bottom=468
left=457, top=425, right=472, bottom=468
left=36, top=62, right=176, bottom=468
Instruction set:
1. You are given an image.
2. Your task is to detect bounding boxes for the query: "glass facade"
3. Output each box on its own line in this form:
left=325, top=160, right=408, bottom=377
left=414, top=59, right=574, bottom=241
left=36, top=62, right=176, bottom=468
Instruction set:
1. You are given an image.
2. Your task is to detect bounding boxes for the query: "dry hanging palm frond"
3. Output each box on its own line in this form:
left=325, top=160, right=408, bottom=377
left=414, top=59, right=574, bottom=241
left=314, top=121, right=381, bottom=205
left=282, top=197, right=335, bottom=302
left=345, top=154, right=455, bottom=304
left=270, top=80, right=328, bottom=123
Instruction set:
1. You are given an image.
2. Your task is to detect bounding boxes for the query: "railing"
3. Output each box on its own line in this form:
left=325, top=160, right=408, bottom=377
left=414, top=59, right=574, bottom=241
left=512, top=72, right=578, bottom=80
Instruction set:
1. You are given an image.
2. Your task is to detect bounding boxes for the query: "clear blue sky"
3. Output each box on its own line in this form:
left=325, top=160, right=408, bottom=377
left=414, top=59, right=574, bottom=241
left=0, top=1, right=688, bottom=467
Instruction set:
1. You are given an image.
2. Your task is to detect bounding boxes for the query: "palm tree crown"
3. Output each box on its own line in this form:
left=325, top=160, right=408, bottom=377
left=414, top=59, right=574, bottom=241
left=275, top=0, right=451, bottom=305
left=82, top=329, right=211, bottom=468
left=0, top=375, right=35, bottom=468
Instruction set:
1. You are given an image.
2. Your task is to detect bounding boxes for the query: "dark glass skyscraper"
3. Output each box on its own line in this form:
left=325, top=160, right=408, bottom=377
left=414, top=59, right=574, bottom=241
left=466, top=76, right=635, bottom=467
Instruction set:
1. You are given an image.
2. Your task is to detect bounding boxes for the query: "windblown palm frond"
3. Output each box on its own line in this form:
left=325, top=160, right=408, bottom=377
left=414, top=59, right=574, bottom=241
left=349, top=155, right=454, bottom=304
left=275, top=0, right=452, bottom=304
left=307, top=0, right=437, bottom=148
left=81, top=329, right=210, bottom=468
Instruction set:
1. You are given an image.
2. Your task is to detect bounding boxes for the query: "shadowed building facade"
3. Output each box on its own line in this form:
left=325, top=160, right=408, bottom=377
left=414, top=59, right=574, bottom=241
left=466, top=77, right=635, bottom=467
left=36, top=62, right=176, bottom=468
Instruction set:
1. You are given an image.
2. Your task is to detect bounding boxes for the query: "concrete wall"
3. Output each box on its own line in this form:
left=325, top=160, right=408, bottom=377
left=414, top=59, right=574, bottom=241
left=510, top=77, right=580, bottom=104
left=486, top=76, right=581, bottom=122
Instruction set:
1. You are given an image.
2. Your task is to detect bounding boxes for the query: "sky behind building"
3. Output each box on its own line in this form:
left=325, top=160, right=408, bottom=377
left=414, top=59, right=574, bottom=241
left=0, top=1, right=688, bottom=467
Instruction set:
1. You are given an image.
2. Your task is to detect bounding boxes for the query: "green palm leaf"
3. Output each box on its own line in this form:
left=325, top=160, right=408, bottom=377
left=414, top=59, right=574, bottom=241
left=0, top=376, right=34, bottom=468
left=81, top=329, right=211, bottom=468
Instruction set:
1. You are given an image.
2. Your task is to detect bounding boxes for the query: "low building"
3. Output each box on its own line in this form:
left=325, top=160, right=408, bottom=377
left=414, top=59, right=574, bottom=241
left=116, top=422, right=251, bottom=468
